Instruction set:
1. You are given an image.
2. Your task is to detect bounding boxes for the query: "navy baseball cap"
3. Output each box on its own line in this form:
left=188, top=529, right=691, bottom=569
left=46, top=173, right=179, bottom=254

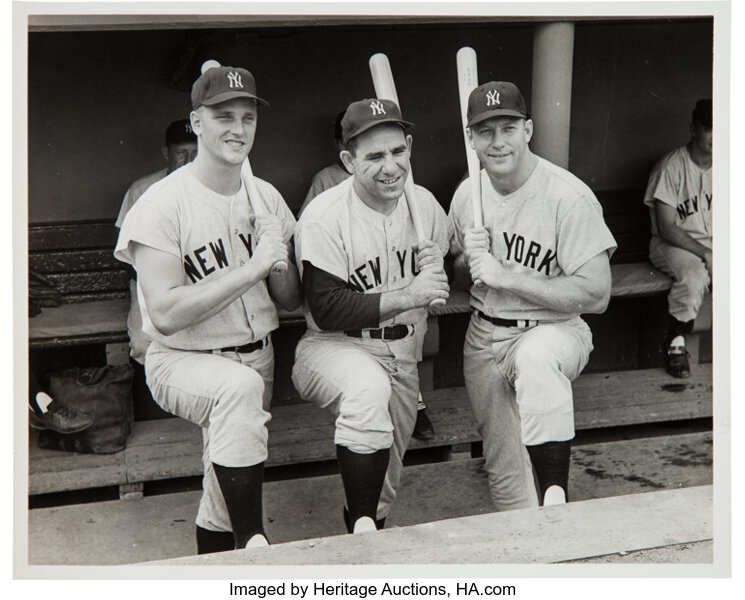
left=692, top=98, right=712, bottom=127
left=467, top=81, right=528, bottom=127
left=341, top=98, right=414, bottom=145
left=165, top=119, right=196, bottom=145
left=191, top=65, right=269, bottom=110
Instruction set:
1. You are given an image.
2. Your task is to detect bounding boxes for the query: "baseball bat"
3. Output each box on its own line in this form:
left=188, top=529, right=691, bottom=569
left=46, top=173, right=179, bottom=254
left=369, top=53, right=445, bottom=308
left=456, top=47, right=483, bottom=228
left=241, top=158, right=288, bottom=275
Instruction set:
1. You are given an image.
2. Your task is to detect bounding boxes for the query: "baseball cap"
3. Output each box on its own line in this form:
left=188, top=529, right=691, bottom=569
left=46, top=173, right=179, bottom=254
left=467, top=81, right=528, bottom=127
left=165, top=119, right=197, bottom=145
left=191, top=65, right=269, bottom=110
left=692, top=98, right=712, bottom=128
left=341, top=98, right=414, bottom=145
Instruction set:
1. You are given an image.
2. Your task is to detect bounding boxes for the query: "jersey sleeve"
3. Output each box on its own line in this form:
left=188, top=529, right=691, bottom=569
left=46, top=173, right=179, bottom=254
left=115, top=187, right=136, bottom=229
left=556, top=194, right=617, bottom=275
left=643, top=155, right=681, bottom=209
left=113, top=192, right=182, bottom=267
left=295, top=219, right=350, bottom=282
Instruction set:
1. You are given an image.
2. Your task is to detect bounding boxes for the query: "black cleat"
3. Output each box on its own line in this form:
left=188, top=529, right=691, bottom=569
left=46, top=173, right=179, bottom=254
left=29, top=402, right=94, bottom=434
left=665, top=346, right=691, bottom=379
left=412, top=407, right=435, bottom=441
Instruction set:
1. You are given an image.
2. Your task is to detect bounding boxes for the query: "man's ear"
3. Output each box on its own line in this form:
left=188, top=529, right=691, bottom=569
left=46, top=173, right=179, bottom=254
left=406, top=133, right=413, bottom=153
left=467, top=128, right=476, bottom=151
left=339, top=150, right=355, bottom=173
left=524, top=119, right=534, bottom=143
left=189, top=110, right=201, bottom=136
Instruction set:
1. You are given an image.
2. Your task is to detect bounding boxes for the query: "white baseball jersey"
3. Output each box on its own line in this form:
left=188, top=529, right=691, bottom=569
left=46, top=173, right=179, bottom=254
left=643, top=145, right=712, bottom=242
left=114, top=163, right=296, bottom=351
left=115, top=168, right=168, bottom=228
left=295, top=176, right=452, bottom=332
left=449, top=157, right=617, bottom=321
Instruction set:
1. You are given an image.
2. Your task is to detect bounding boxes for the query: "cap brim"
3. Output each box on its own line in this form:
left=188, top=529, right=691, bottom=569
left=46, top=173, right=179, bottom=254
left=343, top=118, right=414, bottom=145
left=467, top=109, right=526, bottom=128
left=199, top=90, right=270, bottom=108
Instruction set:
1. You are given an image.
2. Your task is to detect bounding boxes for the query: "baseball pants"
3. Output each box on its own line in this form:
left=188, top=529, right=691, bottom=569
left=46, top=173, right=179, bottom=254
left=463, top=313, right=593, bottom=511
left=649, top=236, right=711, bottom=323
left=291, top=330, right=420, bottom=520
left=145, top=339, right=274, bottom=533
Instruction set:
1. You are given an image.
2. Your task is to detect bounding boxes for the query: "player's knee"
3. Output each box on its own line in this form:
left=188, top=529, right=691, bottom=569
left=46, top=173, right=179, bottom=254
left=216, top=368, right=265, bottom=407
left=678, top=262, right=710, bottom=296
left=512, top=342, right=558, bottom=378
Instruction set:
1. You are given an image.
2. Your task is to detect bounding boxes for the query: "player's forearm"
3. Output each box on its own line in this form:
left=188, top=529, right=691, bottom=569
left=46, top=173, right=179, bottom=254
left=378, top=288, right=419, bottom=322
left=497, top=270, right=610, bottom=315
left=658, top=221, right=710, bottom=259
left=146, top=262, right=267, bottom=336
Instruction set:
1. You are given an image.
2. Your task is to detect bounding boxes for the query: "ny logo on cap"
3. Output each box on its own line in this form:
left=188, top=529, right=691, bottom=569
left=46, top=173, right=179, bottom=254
left=370, top=100, right=386, bottom=116
left=227, top=72, right=244, bottom=89
left=486, top=90, right=501, bottom=107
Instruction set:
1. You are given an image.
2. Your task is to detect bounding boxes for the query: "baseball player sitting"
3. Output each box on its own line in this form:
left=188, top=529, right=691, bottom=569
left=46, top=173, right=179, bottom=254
left=449, top=82, right=616, bottom=509
left=115, top=63, right=302, bottom=553
left=298, top=110, right=438, bottom=441
left=292, top=98, right=452, bottom=534
left=643, top=98, right=712, bottom=378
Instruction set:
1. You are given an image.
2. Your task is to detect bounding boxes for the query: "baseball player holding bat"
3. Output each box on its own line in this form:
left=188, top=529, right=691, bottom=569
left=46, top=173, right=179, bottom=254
left=115, top=62, right=302, bottom=553
left=449, top=81, right=616, bottom=509
left=292, top=98, right=452, bottom=533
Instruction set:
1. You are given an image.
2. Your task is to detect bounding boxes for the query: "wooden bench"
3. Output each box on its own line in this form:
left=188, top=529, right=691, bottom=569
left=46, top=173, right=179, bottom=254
left=29, top=362, right=712, bottom=498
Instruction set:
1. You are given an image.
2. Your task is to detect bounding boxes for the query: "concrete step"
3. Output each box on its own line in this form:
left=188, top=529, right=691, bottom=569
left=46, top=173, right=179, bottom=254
left=28, top=430, right=712, bottom=565
left=146, top=485, right=712, bottom=566
left=28, top=363, right=713, bottom=497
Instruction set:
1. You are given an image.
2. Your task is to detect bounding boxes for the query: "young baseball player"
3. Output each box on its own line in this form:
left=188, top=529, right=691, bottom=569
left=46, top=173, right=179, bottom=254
left=292, top=98, right=452, bottom=534
left=298, top=110, right=438, bottom=440
left=643, top=98, right=712, bottom=378
left=449, top=82, right=616, bottom=509
left=115, top=63, right=302, bottom=553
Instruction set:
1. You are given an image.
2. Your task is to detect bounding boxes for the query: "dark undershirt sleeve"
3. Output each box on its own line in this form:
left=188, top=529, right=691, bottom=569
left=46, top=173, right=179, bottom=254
left=302, top=261, right=381, bottom=331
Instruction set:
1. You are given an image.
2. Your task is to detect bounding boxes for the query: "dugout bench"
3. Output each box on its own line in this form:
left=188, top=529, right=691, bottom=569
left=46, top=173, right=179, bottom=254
left=27, top=189, right=713, bottom=500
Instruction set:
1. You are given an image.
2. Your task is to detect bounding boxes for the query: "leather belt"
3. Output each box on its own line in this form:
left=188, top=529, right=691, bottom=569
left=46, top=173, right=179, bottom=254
left=477, top=311, right=537, bottom=328
left=345, top=324, right=413, bottom=341
left=219, top=336, right=269, bottom=354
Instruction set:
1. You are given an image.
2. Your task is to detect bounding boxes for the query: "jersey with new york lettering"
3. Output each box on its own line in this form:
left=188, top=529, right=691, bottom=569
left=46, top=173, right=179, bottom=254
left=449, top=157, right=617, bottom=321
left=643, top=145, right=712, bottom=242
left=296, top=176, right=452, bottom=333
left=114, top=163, right=295, bottom=351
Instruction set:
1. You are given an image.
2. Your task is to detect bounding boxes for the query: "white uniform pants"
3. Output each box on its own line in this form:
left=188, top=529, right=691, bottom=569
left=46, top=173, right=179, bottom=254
left=649, top=235, right=711, bottom=323
left=145, top=339, right=274, bottom=532
left=463, top=313, right=593, bottom=511
left=291, top=330, right=420, bottom=520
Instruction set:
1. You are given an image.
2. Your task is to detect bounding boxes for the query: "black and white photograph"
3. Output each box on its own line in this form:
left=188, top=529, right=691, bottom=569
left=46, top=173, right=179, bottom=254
left=11, top=0, right=735, bottom=591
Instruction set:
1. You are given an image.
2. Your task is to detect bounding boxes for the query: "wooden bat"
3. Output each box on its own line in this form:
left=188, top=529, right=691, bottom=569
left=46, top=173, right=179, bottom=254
left=456, top=47, right=483, bottom=228
left=368, top=53, right=445, bottom=308
left=241, top=158, right=288, bottom=275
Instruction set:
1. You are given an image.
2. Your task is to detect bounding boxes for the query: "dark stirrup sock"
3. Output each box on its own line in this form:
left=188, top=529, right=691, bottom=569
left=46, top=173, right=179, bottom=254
left=336, top=445, right=390, bottom=529
left=212, top=461, right=266, bottom=549
left=526, top=441, right=571, bottom=501
left=666, top=316, right=694, bottom=347
left=196, top=525, right=236, bottom=555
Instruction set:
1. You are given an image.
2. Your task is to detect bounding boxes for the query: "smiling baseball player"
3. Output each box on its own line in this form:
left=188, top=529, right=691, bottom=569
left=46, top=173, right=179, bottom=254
left=292, top=98, right=452, bottom=534
left=115, top=63, right=302, bottom=553
left=449, top=82, right=616, bottom=509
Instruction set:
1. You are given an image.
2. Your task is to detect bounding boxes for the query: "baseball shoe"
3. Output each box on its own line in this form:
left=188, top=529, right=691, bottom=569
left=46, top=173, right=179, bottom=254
left=29, top=401, right=94, bottom=434
left=412, top=408, right=435, bottom=441
left=665, top=338, right=691, bottom=379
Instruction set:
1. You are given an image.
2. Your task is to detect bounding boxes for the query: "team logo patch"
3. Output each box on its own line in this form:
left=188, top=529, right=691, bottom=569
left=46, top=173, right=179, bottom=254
left=486, top=90, right=501, bottom=107
left=227, top=71, right=244, bottom=89
left=370, top=100, right=386, bottom=116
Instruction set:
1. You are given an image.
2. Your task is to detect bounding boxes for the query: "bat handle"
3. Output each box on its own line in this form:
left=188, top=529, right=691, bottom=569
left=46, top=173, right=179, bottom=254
left=270, top=261, right=288, bottom=275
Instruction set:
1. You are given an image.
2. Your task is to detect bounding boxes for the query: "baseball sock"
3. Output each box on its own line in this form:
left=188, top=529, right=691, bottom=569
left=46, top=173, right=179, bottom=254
left=212, top=461, right=266, bottom=549
left=526, top=441, right=571, bottom=503
left=196, top=525, right=235, bottom=555
left=666, top=316, right=694, bottom=349
left=336, top=445, right=390, bottom=531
